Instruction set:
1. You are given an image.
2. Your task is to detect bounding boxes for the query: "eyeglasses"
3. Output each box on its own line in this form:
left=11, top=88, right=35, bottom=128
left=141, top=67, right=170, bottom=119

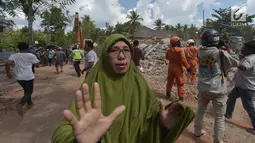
left=108, top=48, right=131, bottom=58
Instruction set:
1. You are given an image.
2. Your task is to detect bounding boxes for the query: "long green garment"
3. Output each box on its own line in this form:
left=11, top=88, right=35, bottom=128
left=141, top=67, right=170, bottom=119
left=52, top=34, right=195, bottom=143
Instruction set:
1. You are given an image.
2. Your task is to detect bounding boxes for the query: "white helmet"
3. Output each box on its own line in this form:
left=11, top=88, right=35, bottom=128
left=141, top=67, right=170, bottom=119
left=187, top=39, right=195, bottom=44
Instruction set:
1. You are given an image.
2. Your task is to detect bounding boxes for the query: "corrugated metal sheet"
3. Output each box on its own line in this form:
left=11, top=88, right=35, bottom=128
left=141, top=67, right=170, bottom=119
left=0, top=52, right=15, bottom=60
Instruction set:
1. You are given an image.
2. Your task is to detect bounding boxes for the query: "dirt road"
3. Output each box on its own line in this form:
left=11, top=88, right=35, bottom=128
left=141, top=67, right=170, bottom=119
left=0, top=65, right=254, bottom=143
left=0, top=65, right=84, bottom=143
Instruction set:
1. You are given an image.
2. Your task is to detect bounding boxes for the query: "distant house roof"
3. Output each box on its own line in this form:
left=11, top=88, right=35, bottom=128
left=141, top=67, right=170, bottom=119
left=132, top=26, right=172, bottom=39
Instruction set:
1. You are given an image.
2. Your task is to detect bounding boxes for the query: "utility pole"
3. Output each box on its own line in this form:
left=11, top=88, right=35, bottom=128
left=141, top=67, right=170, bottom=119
left=203, top=10, right=205, bottom=27
left=28, top=0, right=34, bottom=46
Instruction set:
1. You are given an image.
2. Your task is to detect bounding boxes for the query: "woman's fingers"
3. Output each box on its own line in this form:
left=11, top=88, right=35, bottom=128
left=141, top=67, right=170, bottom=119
left=93, top=82, right=101, bottom=110
left=64, top=109, right=78, bottom=129
left=107, top=105, right=126, bottom=121
left=82, top=84, right=92, bottom=112
left=75, top=90, right=85, bottom=118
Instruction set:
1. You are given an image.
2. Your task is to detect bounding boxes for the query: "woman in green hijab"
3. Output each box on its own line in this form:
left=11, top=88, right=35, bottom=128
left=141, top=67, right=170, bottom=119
left=52, top=34, right=195, bottom=143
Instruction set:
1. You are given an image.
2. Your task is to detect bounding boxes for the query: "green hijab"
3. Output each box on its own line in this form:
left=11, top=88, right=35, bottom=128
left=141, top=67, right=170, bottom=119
left=52, top=34, right=195, bottom=143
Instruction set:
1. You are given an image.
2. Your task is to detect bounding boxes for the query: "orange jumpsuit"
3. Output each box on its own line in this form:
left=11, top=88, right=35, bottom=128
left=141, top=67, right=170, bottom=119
left=184, top=46, right=198, bottom=84
left=166, top=47, right=190, bottom=97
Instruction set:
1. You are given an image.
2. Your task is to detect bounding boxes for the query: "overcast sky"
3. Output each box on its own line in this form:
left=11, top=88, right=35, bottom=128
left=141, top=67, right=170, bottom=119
left=5, top=0, right=255, bottom=31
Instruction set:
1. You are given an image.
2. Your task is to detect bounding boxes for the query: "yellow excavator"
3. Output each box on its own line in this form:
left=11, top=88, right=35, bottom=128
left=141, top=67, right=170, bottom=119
left=74, top=12, right=84, bottom=49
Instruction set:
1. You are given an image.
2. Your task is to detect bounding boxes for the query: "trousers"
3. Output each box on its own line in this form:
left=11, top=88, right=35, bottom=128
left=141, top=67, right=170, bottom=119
left=17, top=79, right=34, bottom=106
left=194, top=92, right=226, bottom=143
left=226, top=86, right=255, bottom=128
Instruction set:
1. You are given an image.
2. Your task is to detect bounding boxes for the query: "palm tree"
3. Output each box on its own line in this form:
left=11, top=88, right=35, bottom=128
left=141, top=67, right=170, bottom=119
left=81, top=15, right=97, bottom=39
left=210, top=7, right=231, bottom=25
left=175, top=23, right=183, bottom=37
left=154, top=19, right=165, bottom=30
left=170, top=25, right=175, bottom=31
left=126, top=10, right=143, bottom=34
left=105, top=22, right=114, bottom=36
left=181, top=24, right=188, bottom=39
left=164, top=25, right=170, bottom=31
left=114, top=22, right=129, bottom=34
left=188, top=24, right=198, bottom=39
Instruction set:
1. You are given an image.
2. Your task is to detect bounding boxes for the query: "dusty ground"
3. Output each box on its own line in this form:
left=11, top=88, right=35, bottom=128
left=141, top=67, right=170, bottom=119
left=0, top=65, right=84, bottom=143
left=146, top=74, right=255, bottom=143
left=0, top=65, right=254, bottom=143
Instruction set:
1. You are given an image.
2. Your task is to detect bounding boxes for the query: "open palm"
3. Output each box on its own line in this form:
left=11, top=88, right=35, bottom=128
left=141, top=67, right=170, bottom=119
left=63, top=83, right=126, bottom=143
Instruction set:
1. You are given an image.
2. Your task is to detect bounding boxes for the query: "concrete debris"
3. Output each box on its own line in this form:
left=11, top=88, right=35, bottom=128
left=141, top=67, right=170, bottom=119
left=139, top=41, right=168, bottom=76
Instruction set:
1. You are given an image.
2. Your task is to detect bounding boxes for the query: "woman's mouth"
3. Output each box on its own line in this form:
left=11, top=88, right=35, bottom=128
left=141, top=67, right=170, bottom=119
left=116, top=63, right=127, bottom=69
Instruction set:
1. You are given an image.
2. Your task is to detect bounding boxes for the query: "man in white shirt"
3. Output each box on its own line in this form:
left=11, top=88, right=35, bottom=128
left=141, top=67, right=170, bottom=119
left=5, top=42, right=40, bottom=116
left=225, top=41, right=255, bottom=135
left=81, top=41, right=97, bottom=76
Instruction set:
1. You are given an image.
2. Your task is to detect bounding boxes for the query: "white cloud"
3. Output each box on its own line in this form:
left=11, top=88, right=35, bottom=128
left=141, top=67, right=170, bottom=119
left=8, top=0, right=208, bottom=30
left=246, top=0, right=255, bottom=15
left=135, top=0, right=204, bottom=28
left=9, top=0, right=255, bottom=31
left=4, top=10, right=43, bottom=30
left=66, top=0, right=128, bottom=27
left=213, top=2, right=223, bottom=7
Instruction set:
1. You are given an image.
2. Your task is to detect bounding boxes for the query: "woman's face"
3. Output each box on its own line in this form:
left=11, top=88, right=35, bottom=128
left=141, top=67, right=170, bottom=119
left=108, top=41, right=131, bottom=74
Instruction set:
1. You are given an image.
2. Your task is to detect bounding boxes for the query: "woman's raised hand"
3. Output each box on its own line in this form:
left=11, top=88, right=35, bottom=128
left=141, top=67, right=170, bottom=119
left=63, top=83, right=126, bottom=143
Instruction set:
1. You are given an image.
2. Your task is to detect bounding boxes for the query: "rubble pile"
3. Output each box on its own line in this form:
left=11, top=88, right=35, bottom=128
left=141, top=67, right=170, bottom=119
left=140, top=42, right=169, bottom=76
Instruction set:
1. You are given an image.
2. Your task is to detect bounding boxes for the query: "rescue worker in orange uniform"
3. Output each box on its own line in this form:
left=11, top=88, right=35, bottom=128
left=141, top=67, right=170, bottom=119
left=185, top=39, right=199, bottom=85
left=166, top=36, right=191, bottom=101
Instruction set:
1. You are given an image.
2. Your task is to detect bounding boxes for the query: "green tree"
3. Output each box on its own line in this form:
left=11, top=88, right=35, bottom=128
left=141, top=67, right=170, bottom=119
left=65, top=31, right=76, bottom=46
left=126, top=10, right=143, bottom=34
left=81, top=15, right=97, bottom=39
left=0, top=29, right=27, bottom=49
left=207, top=7, right=255, bottom=38
left=105, top=22, right=114, bottom=36
left=2, top=0, right=75, bottom=46
left=182, top=24, right=188, bottom=39
left=40, top=7, right=68, bottom=44
left=0, top=10, right=15, bottom=31
left=114, top=22, right=129, bottom=35
left=91, top=28, right=106, bottom=45
left=210, top=7, right=231, bottom=25
left=34, top=30, right=48, bottom=46
left=163, top=25, right=170, bottom=31
left=54, top=29, right=67, bottom=46
left=187, top=24, right=199, bottom=39
left=154, top=19, right=165, bottom=30
left=41, top=7, right=68, bottom=32
left=0, top=28, right=50, bottom=49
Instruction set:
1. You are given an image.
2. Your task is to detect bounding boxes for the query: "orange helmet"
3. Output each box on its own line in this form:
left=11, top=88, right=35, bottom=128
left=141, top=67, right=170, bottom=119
left=170, top=36, right=180, bottom=44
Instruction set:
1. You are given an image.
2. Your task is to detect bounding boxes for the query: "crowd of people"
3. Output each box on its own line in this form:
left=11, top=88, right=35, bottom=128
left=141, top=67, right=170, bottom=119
left=38, top=48, right=71, bottom=67
left=4, top=28, right=255, bottom=143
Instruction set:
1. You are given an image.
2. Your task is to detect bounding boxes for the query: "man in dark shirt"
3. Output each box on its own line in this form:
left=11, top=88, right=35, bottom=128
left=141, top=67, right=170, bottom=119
left=132, top=40, right=144, bottom=72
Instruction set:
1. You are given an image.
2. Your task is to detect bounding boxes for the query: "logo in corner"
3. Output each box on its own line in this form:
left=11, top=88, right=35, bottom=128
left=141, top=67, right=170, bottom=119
left=231, top=5, right=247, bottom=22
